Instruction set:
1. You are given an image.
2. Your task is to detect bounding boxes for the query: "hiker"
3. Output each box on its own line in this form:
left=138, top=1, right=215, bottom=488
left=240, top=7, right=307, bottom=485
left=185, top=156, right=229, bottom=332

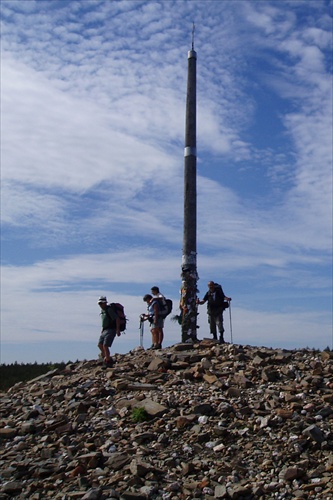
left=197, top=281, right=231, bottom=344
left=97, top=296, right=121, bottom=367
left=150, top=286, right=165, bottom=348
left=142, top=293, right=163, bottom=349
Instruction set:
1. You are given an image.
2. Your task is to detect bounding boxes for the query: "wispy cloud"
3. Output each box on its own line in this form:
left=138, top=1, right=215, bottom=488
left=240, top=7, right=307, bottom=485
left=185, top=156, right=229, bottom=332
left=1, top=0, right=332, bottom=363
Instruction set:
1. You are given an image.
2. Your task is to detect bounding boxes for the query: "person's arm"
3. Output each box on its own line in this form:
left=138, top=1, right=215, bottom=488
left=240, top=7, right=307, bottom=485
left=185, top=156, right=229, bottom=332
left=153, top=301, right=159, bottom=324
left=197, top=292, right=208, bottom=305
left=116, top=316, right=121, bottom=336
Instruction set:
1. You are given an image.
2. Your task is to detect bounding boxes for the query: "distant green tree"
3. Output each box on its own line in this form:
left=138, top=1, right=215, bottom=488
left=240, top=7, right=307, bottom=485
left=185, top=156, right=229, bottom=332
left=0, top=362, right=69, bottom=391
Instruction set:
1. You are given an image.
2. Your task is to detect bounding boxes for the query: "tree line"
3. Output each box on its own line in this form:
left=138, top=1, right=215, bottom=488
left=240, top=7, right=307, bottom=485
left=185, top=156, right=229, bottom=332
left=0, top=362, right=69, bottom=391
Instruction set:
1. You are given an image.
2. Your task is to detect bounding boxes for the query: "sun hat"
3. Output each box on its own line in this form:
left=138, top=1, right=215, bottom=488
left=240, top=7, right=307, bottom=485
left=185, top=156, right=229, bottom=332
left=98, top=296, right=107, bottom=303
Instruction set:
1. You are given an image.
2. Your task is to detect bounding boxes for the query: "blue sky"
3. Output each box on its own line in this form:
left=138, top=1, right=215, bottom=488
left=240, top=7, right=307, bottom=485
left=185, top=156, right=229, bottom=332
left=1, top=0, right=332, bottom=364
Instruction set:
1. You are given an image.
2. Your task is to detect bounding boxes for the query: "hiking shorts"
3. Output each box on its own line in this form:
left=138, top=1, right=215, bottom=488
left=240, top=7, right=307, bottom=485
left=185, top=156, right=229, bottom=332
left=151, top=317, right=164, bottom=328
left=98, top=329, right=117, bottom=347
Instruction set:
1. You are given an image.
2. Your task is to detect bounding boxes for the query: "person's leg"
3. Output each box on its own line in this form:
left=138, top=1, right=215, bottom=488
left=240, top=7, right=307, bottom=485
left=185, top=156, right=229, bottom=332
left=98, top=333, right=105, bottom=359
left=157, top=319, right=164, bottom=348
left=104, top=330, right=116, bottom=364
left=103, top=345, right=111, bottom=363
left=209, top=314, right=217, bottom=339
left=156, top=328, right=163, bottom=348
left=151, top=327, right=159, bottom=348
left=216, top=313, right=224, bottom=343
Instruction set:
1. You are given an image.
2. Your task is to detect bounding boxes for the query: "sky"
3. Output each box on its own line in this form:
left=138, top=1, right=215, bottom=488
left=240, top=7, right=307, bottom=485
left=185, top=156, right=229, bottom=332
left=1, top=0, right=332, bottom=365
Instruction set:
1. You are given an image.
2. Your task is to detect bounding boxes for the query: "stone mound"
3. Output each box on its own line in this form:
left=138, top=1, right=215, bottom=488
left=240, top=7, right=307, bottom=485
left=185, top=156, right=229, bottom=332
left=0, top=340, right=332, bottom=499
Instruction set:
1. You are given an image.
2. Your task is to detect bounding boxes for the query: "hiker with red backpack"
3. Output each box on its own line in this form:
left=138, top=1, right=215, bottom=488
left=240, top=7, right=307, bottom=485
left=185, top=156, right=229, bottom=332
left=197, top=281, right=231, bottom=344
left=97, top=296, right=121, bottom=367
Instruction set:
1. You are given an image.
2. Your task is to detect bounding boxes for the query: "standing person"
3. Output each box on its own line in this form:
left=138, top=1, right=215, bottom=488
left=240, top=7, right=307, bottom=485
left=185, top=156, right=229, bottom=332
left=150, top=286, right=165, bottom=348
left=97, top=296, right=121, bottom=367
left=197, top=281, right=231, bottom=344
left=142, top=293, right=163, bottom=349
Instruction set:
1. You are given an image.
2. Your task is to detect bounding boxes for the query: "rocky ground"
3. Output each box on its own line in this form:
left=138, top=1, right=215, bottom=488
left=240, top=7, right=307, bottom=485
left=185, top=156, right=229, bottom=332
left=0, top=340, right=332, bottom=500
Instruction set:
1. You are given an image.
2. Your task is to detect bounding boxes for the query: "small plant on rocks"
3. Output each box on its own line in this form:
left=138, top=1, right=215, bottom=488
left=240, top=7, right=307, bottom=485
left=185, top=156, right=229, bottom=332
left=131, top=407, right=149, bottom=422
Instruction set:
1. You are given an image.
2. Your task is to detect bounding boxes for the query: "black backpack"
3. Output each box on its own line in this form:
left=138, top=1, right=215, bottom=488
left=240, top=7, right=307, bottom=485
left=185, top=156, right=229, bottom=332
left=213, top=283, right=229, bottom=310
left=107, top=303, right=127, bottom=331
left=157, top=297, right=173, bottom=319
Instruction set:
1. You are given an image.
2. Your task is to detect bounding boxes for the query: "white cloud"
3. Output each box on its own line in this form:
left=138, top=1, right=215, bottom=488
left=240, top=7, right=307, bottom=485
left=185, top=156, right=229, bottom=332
left=2, top=55, right=180, bottom=191
left=1, top=0, right=332, bottom=363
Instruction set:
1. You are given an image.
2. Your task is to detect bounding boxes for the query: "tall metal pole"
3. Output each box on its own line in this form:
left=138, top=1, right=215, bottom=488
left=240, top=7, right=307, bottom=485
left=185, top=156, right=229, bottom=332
left=180, top=25, right=198, bottom=343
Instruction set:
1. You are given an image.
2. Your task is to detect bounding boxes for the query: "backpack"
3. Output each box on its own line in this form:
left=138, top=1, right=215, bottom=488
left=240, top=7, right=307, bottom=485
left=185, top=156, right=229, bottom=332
left=157, top=297, right=173, bottom=319
left=213, top=283, right=229, bottom=310
left=108, top=303, right=127, bottom=332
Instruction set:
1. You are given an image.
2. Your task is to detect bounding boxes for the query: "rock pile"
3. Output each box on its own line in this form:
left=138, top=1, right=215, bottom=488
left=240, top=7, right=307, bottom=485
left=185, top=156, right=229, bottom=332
left=0, top=340, right=332, bottom=499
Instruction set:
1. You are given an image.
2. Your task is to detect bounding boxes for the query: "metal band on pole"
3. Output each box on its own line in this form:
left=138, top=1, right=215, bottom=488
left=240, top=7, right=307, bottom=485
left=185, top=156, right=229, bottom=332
left=184, top=146, right=197, bottom=157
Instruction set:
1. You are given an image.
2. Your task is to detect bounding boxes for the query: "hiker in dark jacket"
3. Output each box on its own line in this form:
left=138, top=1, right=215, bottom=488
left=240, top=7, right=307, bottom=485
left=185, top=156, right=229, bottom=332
left=197, top=281, right=231, bottom=343
left=97, top=296, right=121, bottom=367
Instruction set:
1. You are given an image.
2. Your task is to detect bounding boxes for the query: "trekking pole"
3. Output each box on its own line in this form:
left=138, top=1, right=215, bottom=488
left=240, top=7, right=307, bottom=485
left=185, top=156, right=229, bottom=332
left=139, top=317, right=144, bottom=348
left=229, top=303, right=233, bottom=343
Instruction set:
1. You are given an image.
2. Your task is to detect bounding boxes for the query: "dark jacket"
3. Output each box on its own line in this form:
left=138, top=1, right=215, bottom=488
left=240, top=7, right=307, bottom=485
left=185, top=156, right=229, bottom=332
left=203, top=285, right=225, bottom=313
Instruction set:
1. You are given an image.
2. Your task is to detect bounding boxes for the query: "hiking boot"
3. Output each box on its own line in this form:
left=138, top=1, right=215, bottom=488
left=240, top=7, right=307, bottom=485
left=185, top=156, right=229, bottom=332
left=219, top=337, right=225, bottom=344
left=104, top=359, right=114, bottom=368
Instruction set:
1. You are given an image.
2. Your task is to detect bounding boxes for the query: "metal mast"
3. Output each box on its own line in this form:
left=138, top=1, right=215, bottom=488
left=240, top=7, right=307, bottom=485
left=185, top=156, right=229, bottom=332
left=180, top=24, right=198, bottom=343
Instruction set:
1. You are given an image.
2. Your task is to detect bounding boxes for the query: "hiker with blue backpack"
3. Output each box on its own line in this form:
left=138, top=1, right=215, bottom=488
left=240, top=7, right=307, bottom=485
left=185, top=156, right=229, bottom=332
left=142, top=293, right=163, bottom=349
left=97, top=296, right=121, bottom=367
left=151, top=286, right=166, bottom=348
left=141, top=288, right=173, bottom=349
